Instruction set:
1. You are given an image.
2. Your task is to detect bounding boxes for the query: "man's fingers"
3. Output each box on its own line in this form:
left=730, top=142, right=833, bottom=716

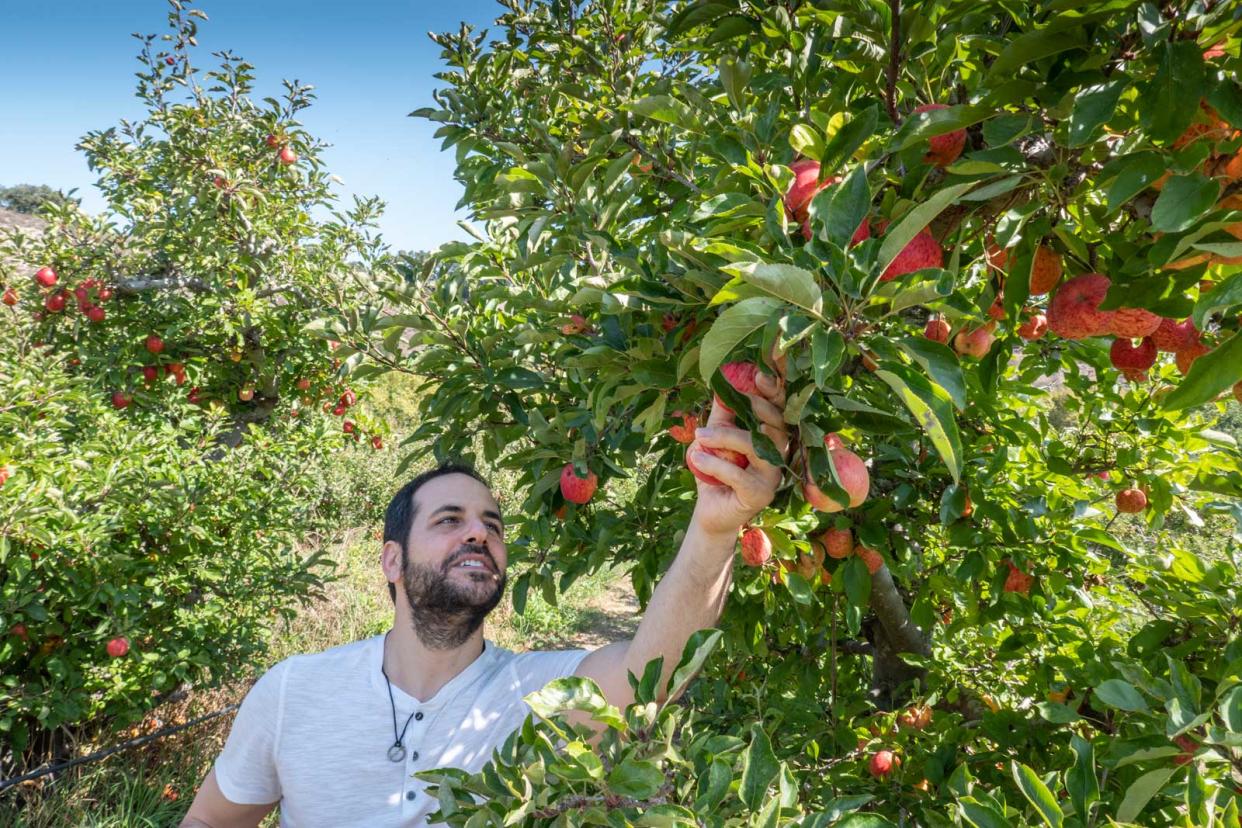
left=687, top=445, right=750, bottom=490
left=749, top=395, right=785, bottom=432
left=695, top=425, right=753, bottom=458
left=755, top=371, right=786, bottom=407
left=697, top=425, right=787, bottom=469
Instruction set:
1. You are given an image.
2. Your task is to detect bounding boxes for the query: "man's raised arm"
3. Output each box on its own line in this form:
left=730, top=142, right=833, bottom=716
left=575, top=368, right=788, bottom=711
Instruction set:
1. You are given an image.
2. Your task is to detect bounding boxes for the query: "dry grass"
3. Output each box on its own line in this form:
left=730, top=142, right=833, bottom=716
left=2, top=521, right=634, bottom=827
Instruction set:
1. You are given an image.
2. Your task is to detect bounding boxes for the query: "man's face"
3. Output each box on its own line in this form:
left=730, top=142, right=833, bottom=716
left=390, top=473, right=508, bottom=649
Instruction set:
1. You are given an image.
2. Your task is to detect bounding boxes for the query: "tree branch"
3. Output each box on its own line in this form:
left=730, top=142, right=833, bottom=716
left=885, top=0, right=901, bottom=125
left=871, top=564, right=929, bottom=658
left=114, top=274, right=214, bottom=295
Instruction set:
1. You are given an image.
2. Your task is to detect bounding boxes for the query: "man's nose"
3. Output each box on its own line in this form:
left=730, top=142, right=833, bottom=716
left=460, top=518, right=488, bottom=544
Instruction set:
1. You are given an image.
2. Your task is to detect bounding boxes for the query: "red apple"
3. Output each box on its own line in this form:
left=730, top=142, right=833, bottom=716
left=869, top=749, right=900, bottom=778
left=106, top=636, right=130, bottom=658
left=560, top=462, right=599, bottom=504
left=279, top=147, right=297, bottom=165
left=35, top=267, right=57, bottom=287
left=145, top=335, right=165, bottom=355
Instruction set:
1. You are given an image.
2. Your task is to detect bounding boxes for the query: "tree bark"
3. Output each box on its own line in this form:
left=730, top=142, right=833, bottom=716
left=866, top=564, right=930, bottom=709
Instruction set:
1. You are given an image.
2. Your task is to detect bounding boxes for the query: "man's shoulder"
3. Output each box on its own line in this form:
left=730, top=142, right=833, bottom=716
left=265, top=633, right=381, bottom=683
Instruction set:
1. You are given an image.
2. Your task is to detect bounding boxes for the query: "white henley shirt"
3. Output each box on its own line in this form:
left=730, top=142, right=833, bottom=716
left=212, top=633, right=589, bottom=826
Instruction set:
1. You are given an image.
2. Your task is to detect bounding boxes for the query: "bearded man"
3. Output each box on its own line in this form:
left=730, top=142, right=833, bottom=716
left=181, top=369, right=787, bottom=826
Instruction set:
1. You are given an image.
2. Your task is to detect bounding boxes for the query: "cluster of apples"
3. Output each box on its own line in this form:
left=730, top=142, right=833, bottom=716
left=785, top=103, right=966, bottom=279
left=10, top=266, right=115, bottom=324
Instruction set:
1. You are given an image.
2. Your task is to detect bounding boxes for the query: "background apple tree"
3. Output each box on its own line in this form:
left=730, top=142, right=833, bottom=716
left=321, top=0, right=1242, bottom=824
left=0, top=4, right=393, bottom=772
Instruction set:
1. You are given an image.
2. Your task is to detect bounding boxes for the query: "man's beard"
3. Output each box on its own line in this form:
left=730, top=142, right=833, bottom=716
left=401, top=543, right=506, bottom=650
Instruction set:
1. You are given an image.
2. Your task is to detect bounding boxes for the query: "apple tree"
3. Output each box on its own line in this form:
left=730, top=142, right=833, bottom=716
left=325, top=0, right=1242, bottom=823
left=0, top=3, right=391, bottom=772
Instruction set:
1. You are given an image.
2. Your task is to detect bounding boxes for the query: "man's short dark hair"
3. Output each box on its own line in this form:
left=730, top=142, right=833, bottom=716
left=384, top=462, right=491, bottom=604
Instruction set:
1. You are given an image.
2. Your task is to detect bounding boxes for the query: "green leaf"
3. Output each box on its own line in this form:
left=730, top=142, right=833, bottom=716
left=1140, top=41, right=1206, bottom=144
left=1114, top=747, right=1182, bottom=768
left=695, top=758, right=732, bottom=812
left=1105, top=153, right=1167, bottom=214
left=819, top=106, right=879, bottom=177
left=719, top=261, right=822, bottom=315
left=718, top=56, right=751, bottom=111
left=810, top=327, right=845, bottom=390
left=1192, top=271, right=1242, bottom=330
left=877, top=183, right=975, bottom=279
left=1068, top=80, right=1127, bottom=147
left=740, top=723, right=780, bottom=812
left=1066, top=734, right=1099, bottom=822
left=665, top=629, right=723, bottom=704
left=874, top=364, right=964, bottom=483
left=896, top=337, right=967, bottom=410
left=623, top=95, right=703, bottom=133
left=666, top=1, right=734, bottom=38
left=1094, top=679, right=1149, bottom=712
left=698, top=296, right=784, bottom=383
left=833, top=816, right=896, bottom=828
left=1150, top=173, right=1221, bottom=233
left=988, top=25, right=1088, bottom=78
left=1207, top=78, right=1242, bottom=130
left=693, top=192, right=762, bottom=221
left=1220, top=686, right=1242, bottom=732
left=524, top=676, right=627, bottom=730
left=607, top=758, right=664, bottom=799
left=842, top=556, right=872, bottom=606
left=810, top=163, right=870, bottom=250
left=957, top=797, right=1011, bottom=828
left=1011, top=763, right=1064, bottom=828
left=705, top=14, right=753, bottom=45
left=1161, top=331, right=1242, bottom=411
left=982, top=113, right=1031, bottom=147
left=790, top=123, right=825, bottom=162
left=1116, top=768, right=1176, bottom=824
left=810, top=795, right=874, bottom=825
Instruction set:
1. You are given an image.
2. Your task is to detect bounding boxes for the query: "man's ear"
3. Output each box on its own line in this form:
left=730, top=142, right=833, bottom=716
left=380, top=540, right=404, bottom=586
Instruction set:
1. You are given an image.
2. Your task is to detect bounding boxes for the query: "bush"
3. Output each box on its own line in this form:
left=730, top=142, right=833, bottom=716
left=0, top=342, right=339, bottom=764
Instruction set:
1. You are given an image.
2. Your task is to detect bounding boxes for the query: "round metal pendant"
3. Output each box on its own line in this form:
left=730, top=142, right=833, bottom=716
left=387, top=743, right=406, bottom=763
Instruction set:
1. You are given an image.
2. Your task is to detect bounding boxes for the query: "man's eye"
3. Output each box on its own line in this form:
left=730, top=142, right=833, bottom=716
left=439, top=517, right=457, bottom=524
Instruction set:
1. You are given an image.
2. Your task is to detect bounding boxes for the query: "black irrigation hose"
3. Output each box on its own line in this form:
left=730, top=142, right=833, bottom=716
left=0, top=692, right=249, bottom=795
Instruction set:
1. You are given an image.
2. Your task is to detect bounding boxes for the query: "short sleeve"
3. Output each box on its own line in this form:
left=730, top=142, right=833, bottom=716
left=213, top=660, right=287, bottom=805
left=509, top=649, right=590, bottom=696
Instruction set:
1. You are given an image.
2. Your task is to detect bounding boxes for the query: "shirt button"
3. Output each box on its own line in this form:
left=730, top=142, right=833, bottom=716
left=411, top=751, right=420, bottom=761
left=406, top=790, right=416, bottom=801
left=414, top=712, right=423, bottom=721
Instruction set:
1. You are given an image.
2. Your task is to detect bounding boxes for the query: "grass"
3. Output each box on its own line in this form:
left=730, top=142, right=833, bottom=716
left=2, top=522, right=633, bottom=827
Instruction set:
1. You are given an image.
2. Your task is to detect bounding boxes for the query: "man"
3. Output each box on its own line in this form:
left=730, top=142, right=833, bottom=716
left=181, top=369, right=787, bottom=827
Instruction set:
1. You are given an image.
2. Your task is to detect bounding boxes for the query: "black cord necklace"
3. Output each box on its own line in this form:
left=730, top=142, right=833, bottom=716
left=381, top=660, right=417, bottom=763
left=381, top=637, right=418, bottom=763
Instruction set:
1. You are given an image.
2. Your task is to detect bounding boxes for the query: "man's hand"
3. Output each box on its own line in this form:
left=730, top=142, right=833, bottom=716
left=686, top=369, right=789, bottom=539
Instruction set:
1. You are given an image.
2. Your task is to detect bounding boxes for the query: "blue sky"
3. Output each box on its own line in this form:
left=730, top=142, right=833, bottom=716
left=0, top=0, right=505, bottom=253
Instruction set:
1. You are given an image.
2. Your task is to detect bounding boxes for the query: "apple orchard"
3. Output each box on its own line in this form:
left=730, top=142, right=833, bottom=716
left=7, top=0, right=1242, bottom=826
